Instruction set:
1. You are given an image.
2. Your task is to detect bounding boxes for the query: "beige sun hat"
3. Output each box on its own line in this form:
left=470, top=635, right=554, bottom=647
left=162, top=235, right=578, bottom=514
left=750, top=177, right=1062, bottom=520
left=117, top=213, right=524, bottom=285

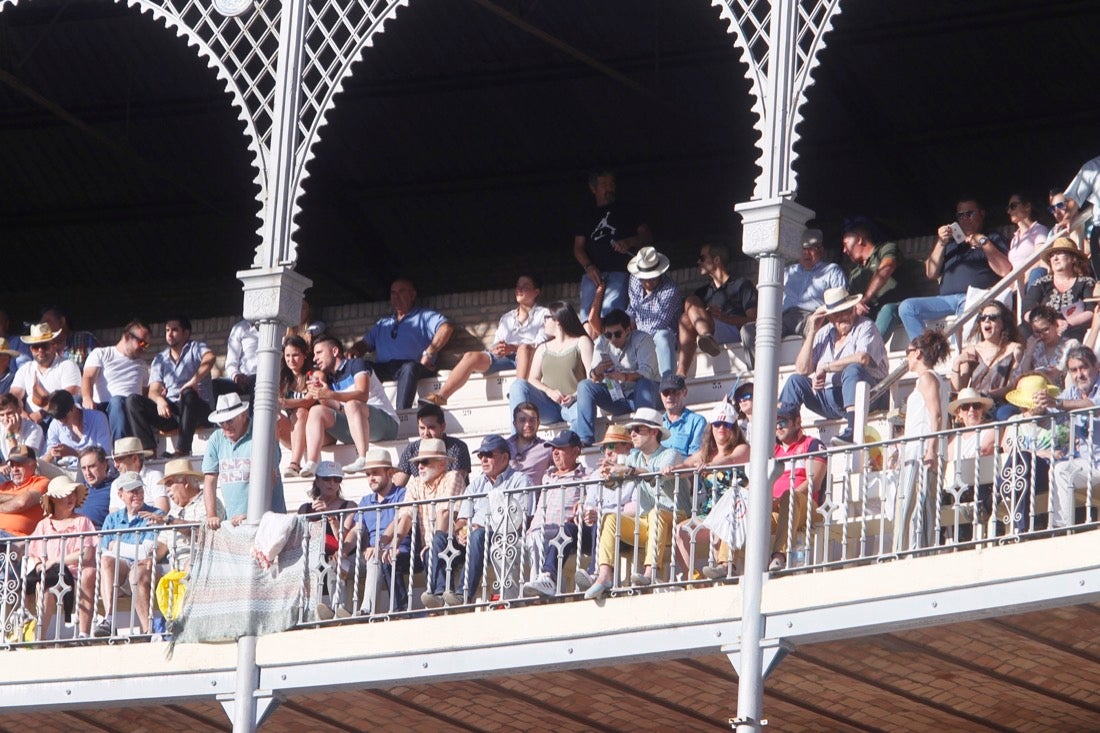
left=820, top=286, right=863, bottom=316
left=110, top=436, right=153, bottom=460
left=411, top=438, right=448, bottom=463
left=948, top=387, right=994, bottom=414
left=22, top=323, right=60, bottom=345
left=626, top=246, right=671, bottom=279
left=624, top=407, right=671, bottom=441
left=362, top=448, right=394, bottom=470
left=158, top=457, right=204, bottom=484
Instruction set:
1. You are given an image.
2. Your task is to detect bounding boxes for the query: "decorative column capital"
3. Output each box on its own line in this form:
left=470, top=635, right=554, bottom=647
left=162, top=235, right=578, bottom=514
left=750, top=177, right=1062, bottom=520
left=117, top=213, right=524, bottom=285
left=735, top=197, right=815, bottom=262
left=237, top=267, right=313, bottom=327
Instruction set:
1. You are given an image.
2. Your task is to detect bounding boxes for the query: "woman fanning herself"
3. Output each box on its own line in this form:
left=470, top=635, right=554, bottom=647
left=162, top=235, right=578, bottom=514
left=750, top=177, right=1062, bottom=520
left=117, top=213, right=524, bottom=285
left=951, top=300, right=1023, bottom=422
left=669, top=401, right=750, bottom=580
left=1022, top=237, right=1099, bottom=342
left=277, top=335, right=314, bottom=478
left=506, top=301, right=594, bottom=425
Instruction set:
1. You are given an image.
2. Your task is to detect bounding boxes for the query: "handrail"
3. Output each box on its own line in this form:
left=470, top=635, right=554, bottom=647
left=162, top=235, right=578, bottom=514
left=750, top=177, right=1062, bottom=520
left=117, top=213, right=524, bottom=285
left=869, top=231, right=1060, bottom=405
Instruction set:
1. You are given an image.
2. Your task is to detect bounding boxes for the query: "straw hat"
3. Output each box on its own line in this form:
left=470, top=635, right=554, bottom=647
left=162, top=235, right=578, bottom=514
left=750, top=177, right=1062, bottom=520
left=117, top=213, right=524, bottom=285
left=0, top=338, right=20, bottom=358
left=44, top=475, right=87, bottom=505
left=624, top=407, right=671, bottom=440
left=820, top=286, right=863, bottom=315
left=411, top=438, right=448, bottom=463
left=626, top=246, right=671, bottom=279
left=110, top=436, right=153, bottom=460
left=595, top=424, right=631, bottom=445
left=208, top=393, right=249, bottom=423
left=22, top=323, right=60, bottom=345
left=948, top=387, right=994, bottom=413
left=1041, top=237, right=1088, bottom=266
left=361, top=448, right=394, bottom=470
left=158, top=457, right=204, bottom=484
left=1005, top=373, right=1061, bottom=409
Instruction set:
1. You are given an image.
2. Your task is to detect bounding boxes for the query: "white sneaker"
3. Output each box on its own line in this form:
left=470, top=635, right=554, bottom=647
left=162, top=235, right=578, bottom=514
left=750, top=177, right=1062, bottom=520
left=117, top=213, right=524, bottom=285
left=342, top=455, right=368, bottom=474
left=522, top=575, right=558, bottom=598
left=299, top=460, right=317, bottom=479
left=573, top=569, right=593, bottom=592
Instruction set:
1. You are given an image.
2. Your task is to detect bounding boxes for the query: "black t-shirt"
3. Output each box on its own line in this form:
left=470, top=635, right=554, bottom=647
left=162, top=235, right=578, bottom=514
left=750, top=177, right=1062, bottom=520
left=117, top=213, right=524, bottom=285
left=574, top=201, right=645, bottom=272
left=694, top=277, right=758, bottom=317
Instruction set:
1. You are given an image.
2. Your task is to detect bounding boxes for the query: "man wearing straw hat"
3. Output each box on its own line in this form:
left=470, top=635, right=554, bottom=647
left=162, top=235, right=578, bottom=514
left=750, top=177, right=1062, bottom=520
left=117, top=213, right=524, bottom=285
left=9, top=323, right=80, bottom=425
left=779, top=285, right=889, bottom=445
left=343, top=448, right=410, bottom=615
left=201, top=393, right=286, bottom=528
left=573, top=424, right=636, bottom=592
left=158, top=458, right=224, bottom=568
left=625, top=246, right=683, bottom=376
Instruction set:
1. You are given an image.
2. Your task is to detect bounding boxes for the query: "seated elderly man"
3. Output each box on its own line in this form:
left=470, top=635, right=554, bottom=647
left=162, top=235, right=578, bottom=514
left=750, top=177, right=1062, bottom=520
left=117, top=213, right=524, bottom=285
left=452, top=435, right=533, bottom=605
left=159, top=458, right=224, bottom=568
left=304, top=335, right=398, bottom=476
left=0, top=445, right=48, bottom=539
left=360, top=279, right=454, bottom=410
left=94, top=471, right=165, bottom=637
left=778, top=286, right=889, bottom=445
left=572, top=308, right=659, bottom=446
left=110, top=437, right=168, bottom=513
left=522, top=430, right=587, bottom=598
left=391, top=403, right=471, bottom=487
left=342, top=449, right=410, bottom=615
left=584, top=407, right=684, bottom=599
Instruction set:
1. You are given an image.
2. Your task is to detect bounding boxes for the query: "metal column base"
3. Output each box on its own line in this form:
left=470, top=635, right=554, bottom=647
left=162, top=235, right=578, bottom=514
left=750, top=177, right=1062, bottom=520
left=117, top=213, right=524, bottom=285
left=726, top=639, right=793, bottom=680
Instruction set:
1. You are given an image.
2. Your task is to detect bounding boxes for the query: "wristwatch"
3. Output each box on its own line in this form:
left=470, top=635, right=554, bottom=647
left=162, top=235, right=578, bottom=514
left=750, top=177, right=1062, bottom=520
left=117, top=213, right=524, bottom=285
left=977, top=236, right=990, bottom=247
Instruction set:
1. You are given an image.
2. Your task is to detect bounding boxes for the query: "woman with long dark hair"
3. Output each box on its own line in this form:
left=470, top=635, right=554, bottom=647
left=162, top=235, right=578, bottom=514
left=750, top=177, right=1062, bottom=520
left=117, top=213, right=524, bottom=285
left=506, top=301, right=594, bottom=424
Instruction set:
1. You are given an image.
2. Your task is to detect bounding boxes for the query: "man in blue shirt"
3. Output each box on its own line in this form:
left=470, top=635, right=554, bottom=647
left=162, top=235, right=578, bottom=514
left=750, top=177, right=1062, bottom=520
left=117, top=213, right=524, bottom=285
left=344, top=449, right=410, bottom=615
left=94, top=471, right=164, bottom=637
left=660, top=374, right=707, bottom=457
left=362, top=279, right=454, bottom=409
left=450, top=434, right=533, bottom=605
left=76, top=446, right=117, bottom=529
left=126, top=316, right=216, bottom=458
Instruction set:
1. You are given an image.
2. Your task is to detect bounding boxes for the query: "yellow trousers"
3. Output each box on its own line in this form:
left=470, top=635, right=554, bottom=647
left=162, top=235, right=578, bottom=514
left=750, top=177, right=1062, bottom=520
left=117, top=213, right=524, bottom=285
left=598, top=508, right=686, bottom=571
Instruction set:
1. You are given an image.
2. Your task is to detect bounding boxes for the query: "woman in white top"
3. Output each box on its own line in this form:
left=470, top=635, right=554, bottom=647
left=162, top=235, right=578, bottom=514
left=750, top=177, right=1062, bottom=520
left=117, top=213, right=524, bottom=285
left=895, top=330, right=950, bottom=553
left=423, top=275, right=549, bottom=406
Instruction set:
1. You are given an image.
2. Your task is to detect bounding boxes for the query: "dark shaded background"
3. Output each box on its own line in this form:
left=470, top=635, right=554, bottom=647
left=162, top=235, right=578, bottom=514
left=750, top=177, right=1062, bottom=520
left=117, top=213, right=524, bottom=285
left=0, top=0, right=1096, bottom=329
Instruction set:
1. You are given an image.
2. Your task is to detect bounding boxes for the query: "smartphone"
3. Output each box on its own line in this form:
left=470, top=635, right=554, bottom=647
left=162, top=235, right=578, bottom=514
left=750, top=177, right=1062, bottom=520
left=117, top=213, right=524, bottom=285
left=949, top=222, right=966, bottom=244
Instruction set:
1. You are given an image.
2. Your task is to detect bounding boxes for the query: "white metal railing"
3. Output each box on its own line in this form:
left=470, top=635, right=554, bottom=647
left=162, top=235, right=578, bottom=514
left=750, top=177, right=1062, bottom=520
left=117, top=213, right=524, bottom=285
left=5, top=408, right=1099, bottom=647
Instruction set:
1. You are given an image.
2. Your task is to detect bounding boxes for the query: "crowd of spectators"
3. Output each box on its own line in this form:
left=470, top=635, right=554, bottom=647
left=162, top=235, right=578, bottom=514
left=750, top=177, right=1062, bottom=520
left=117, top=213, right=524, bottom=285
left=5, top=160, right=1100, bottom=637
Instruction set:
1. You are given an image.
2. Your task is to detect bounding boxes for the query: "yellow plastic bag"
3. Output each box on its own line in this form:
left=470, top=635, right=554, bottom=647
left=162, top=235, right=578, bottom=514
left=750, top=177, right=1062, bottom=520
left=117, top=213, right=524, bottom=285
left=156, top=569, right=188, bottom=620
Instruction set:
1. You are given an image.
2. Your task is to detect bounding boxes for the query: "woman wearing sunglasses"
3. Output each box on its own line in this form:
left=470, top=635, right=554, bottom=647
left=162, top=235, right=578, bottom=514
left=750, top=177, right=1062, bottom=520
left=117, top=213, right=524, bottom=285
left=668, top=401, right=750, bottom=581
left=1004, top=193, right=1049, bottom=290
left=951, top=300, right=1022, bottom=421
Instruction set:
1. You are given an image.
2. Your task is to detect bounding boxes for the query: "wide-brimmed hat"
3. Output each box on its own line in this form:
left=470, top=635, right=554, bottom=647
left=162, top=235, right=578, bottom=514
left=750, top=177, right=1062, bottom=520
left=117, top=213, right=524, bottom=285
left=412, top=438, right=448, bottom=463
left=626, top=246, right=671, bottom=279
left=1042, top=237, right=1088, bottom=266
left=22, top=323, right=60, bottom=345
left=158, top=457, right=203, bottom=484
left=0, top=338, right=20, bottom=358
left=110, top=436, right=153, bottom=460
left=820, top=286, right=863, bottom=315
left=46, top=475, right=87, bottom=503
left=948, top=387, right=995, bottom=413
left=7, top=445, right=36, bottom=464
left=1005, top=373, right=1061, bottom=409
left=595, top=424, right=631, bottom=445
left=361, top=448, right=394, bottom=470
left=209, top=393, right=249, bottom=423
left=801, top=229, right=824, bottom=248
left=624, top=407, right=671, bottom=440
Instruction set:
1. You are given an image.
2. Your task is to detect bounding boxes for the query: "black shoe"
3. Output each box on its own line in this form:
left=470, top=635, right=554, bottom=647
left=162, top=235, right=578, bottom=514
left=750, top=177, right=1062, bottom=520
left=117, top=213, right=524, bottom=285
left=829, top=431, right=854, bottom=447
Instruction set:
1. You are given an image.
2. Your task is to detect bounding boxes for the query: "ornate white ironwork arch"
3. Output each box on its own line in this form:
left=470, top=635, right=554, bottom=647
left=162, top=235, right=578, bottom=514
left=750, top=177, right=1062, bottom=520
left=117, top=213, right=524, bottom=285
left=713, top=0, right=842, bottom=200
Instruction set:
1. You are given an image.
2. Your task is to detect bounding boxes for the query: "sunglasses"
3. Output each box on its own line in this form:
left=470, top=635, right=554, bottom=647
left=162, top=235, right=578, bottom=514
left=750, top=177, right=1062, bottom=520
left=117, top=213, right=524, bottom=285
left=776, top=418, right=791, bottom=428
left=955, top=210, right=978, bottom=220
left=736, top=392, right=752, bottom=401
left=629, top=426, right=651, bottom=434
left=29, top=344, right=51, bottom=351
left=1049, top=201, right=1068, bottom=214
left=128, top=332, right=149, bottom=349
left=605, top=330, right=625, bottom=339
left=978, top=314, right=1001, bottom=323
left=712, top=421, right=735, bottom=431
left=958, top=403, right=985, bottom=412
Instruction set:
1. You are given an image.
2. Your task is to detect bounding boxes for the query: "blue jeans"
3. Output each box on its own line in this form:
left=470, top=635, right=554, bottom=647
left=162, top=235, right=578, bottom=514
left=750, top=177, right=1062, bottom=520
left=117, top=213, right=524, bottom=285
left=507, top=379, right=579, bottom=426
left=650, top=328, right=677, bottom=377
left=372, top=359, right=434, bottom=410
left=579, top=271, right=629, bottom=321
left=96, top=396, right=131, bottom=441
left=572, top=377, right=658, bottom=445
left=873, top=303, right=901, bottom=340
left=427, top=530, right=464, bottom=595
left=531, top=522, right=578, bottom=581
left=779, top=364, right=883, bottom=421
left=459, top=527, right=489, bottom=602
left=898, top=293, right=967, bottom=341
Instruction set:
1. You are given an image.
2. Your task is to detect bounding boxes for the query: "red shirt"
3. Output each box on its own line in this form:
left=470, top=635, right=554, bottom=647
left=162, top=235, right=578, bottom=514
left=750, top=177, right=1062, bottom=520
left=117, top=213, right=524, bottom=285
left=772, top=433, right=825, bottom=502
left=0, top=474, right=48, bottom=536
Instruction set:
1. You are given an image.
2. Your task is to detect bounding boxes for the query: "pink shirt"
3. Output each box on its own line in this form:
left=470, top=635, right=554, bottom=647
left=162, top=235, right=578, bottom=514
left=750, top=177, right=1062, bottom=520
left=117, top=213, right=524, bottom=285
left=772, top=433, right=825, bottom=501
left=28, top=515, right=96, bottom=574
left=1009, top=221, right=1050, bottom=272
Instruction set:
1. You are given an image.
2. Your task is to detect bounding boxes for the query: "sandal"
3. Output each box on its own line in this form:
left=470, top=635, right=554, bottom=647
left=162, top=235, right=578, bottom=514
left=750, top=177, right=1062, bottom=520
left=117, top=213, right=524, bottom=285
left=284, top=462, right=301, bottom=478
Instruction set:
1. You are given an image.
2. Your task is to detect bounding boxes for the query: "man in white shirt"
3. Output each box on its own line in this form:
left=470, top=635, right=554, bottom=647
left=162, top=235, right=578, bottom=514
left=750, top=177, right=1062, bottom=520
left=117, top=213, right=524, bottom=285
left=215, top=318, right=258, bottom=398
left=9, top=324, right=80, bottom=426
left=82, top=321, right=152, bottom=441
